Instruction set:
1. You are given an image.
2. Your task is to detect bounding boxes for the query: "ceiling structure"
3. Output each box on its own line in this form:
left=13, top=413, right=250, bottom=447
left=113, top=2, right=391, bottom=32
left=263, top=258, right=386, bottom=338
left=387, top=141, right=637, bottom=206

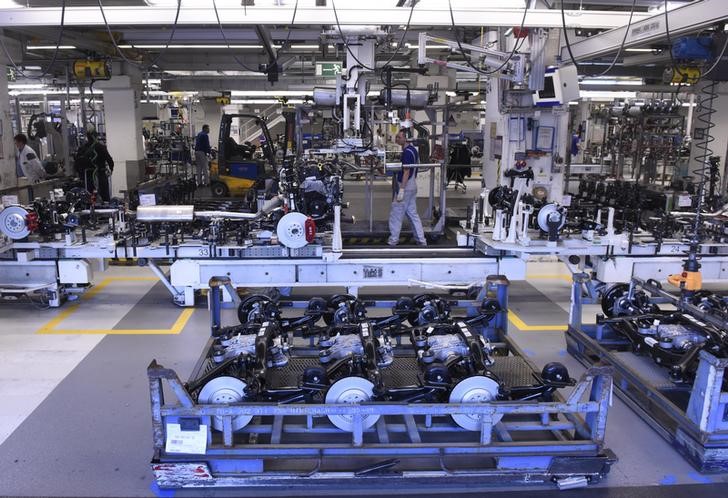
left=0, top=0, right=709, bottom=103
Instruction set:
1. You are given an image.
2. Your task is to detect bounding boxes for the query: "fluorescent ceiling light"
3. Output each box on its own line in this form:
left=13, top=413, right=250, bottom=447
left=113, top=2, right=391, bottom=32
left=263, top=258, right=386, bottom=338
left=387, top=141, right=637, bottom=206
left=121, top=44, right=331, bottom=50
left=22, top=65, right=42, bottom=70
left=27, top=45, right=76, bottom=50
left=279, top=44, right=328, bottom=50
left=9, top=88, right=103, bottom=96
left=625, top=48, right=655, bottom=52
left=32, top=99, right=82, bottom=105
left=581, top=78, right=642, bottom=86
left=165, top=70, right=260, bottom=76
left=142, top=90, right=197, bottom=96
left=388, top=42, right=448, bottom=49
left=230, top=99, right=305, bottom=105
left=579, top=90, right=638, bottom=100
left=231, top=90, right=309, bottom=96
left=9, top=83, right=46, bottom=89
left=405, top=43, right=449, bottom=49
left=119, top=44, right=264, bottom=49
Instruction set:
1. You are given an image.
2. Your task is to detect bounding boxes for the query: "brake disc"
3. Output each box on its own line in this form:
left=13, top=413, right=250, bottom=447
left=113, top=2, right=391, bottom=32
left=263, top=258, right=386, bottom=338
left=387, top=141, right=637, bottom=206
left=0, top=206, right=31, bottom=240
left=197, top=376, right=252, bottom=431
left=324, top=376, right=380, bottom=432
left=276, top=212, right=309, bottom=248
left=449, top=375, right=502, bottom=431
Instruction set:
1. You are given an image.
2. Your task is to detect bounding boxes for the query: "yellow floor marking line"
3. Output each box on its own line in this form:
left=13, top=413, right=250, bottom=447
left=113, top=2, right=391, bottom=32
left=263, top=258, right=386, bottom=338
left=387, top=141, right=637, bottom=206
left=507, top=310, right=566, bottom=331
left=512, top=274, right=571, bottom=330
left=37, top=277, right=194, bottom=335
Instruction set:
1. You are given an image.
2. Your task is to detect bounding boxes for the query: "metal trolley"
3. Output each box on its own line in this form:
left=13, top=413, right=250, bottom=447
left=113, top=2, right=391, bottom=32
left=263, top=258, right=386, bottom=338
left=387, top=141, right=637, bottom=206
left=566, top=274, right=728, bottom=473
left=148, top=276, right=616, bottom=490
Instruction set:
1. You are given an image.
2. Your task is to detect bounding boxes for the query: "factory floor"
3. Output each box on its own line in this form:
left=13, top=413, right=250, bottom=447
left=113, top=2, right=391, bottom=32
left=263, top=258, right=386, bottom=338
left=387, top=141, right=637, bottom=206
left=0, top=261, right=727, bottom=497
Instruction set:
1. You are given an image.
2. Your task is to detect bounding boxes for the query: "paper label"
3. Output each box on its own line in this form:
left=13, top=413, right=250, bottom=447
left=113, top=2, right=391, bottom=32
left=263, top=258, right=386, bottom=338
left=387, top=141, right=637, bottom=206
left=139, top=193, right=157, bottom=206
left=2, top=195, right=18, bottom=207
left=677, top=194, right=692, bottom=207
left=165, top=423, right=208, bottom=454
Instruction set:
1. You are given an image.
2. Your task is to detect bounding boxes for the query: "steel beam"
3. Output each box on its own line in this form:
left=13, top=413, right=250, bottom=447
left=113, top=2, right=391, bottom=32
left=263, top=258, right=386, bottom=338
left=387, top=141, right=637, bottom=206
left=161, top=76, right=336, bottom=92
left=117, top=27, right=325, bottom=43
left=254, top=25, right=277, bottom=62
left=0, top=5, right=649, bottom=29
left=578, top=83, right=694, bottom=93
left=560, top=0, right=728, bottom=62
left=618, top=51, right=672, bottom=67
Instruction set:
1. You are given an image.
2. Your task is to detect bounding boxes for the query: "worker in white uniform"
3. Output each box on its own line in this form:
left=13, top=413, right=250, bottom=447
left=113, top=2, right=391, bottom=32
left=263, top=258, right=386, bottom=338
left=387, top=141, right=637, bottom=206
left=14, top=133, right=47, bottom=183
left=388, top=129, right=427, bottom=247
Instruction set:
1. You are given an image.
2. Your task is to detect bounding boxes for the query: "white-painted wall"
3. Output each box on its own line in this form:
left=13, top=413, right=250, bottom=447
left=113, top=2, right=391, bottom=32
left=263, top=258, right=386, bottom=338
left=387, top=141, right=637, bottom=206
left=190, top=100, right=224, bottom=148
left=95, top=75, right=145, bottom=195
left=0, top=51, right=15, bottom=190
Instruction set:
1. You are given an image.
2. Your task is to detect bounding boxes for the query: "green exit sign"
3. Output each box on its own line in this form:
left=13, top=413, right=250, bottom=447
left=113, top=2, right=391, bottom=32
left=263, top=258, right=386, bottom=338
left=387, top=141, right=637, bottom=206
left=316, top=62, right=343, bottom=77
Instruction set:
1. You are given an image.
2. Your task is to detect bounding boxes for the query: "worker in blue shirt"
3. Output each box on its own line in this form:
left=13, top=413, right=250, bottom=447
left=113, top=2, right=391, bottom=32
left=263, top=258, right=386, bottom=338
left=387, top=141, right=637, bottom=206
left=194, top=124, right=212, bottom=186
left=388, top=129, right=427, bottom=246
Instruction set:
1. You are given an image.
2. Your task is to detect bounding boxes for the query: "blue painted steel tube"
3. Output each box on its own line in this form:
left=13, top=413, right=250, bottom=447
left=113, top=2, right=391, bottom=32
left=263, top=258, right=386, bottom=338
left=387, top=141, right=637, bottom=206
left=208, top=276, right=230, bottom=334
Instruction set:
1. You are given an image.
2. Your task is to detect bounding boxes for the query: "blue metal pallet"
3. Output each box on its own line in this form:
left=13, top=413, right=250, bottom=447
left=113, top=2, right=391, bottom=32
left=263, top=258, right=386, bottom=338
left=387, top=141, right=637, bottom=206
left=148, top=276, right=616, bottom=490
left=565, top=274, right=728, bottom=473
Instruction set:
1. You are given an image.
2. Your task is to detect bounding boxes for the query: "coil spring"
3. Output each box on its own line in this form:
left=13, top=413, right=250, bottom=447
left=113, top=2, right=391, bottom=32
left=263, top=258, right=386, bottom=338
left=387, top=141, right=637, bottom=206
left=693, top=81, right=718, bottom=214
left=690, top=79, right=718, bottom=237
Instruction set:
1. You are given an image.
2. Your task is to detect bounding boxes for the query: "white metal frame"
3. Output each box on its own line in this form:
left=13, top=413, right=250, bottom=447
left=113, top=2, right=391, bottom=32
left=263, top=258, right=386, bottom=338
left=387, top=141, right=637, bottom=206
left=0, top=5, right=649, bottom=29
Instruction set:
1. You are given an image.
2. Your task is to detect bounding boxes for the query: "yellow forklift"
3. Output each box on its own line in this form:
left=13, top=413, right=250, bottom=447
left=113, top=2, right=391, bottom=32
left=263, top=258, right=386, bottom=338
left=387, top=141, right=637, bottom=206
left=209, top=113, right=276, bottom=198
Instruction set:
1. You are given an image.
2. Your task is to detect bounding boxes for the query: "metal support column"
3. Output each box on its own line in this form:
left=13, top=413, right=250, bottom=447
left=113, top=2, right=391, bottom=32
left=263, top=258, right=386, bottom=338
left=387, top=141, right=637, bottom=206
left=208, top=276, right=229, bottom=335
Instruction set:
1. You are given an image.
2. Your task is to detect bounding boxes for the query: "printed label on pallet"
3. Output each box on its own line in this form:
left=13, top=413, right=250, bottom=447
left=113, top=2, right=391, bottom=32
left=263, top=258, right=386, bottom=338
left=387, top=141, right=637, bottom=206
left=165, top=423, right=207, bottom=454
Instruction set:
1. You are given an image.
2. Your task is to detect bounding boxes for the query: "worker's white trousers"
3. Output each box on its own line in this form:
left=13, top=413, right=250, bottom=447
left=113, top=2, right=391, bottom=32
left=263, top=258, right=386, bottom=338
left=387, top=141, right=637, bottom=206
left=388, top=182, right=427, bottom=246
left=195, top=151, right=209, bottom=186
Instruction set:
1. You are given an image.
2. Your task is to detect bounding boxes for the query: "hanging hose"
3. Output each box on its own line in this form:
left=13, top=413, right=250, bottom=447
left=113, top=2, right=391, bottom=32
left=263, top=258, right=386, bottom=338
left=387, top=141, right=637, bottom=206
left=82, top=133, right=101, bottom=194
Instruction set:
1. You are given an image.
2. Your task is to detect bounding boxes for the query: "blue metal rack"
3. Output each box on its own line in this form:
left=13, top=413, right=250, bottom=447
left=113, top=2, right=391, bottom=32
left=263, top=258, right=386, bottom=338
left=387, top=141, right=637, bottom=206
left=148, top=276, right=616, bottom=490
left=566, top=274, right=728, bottom=473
